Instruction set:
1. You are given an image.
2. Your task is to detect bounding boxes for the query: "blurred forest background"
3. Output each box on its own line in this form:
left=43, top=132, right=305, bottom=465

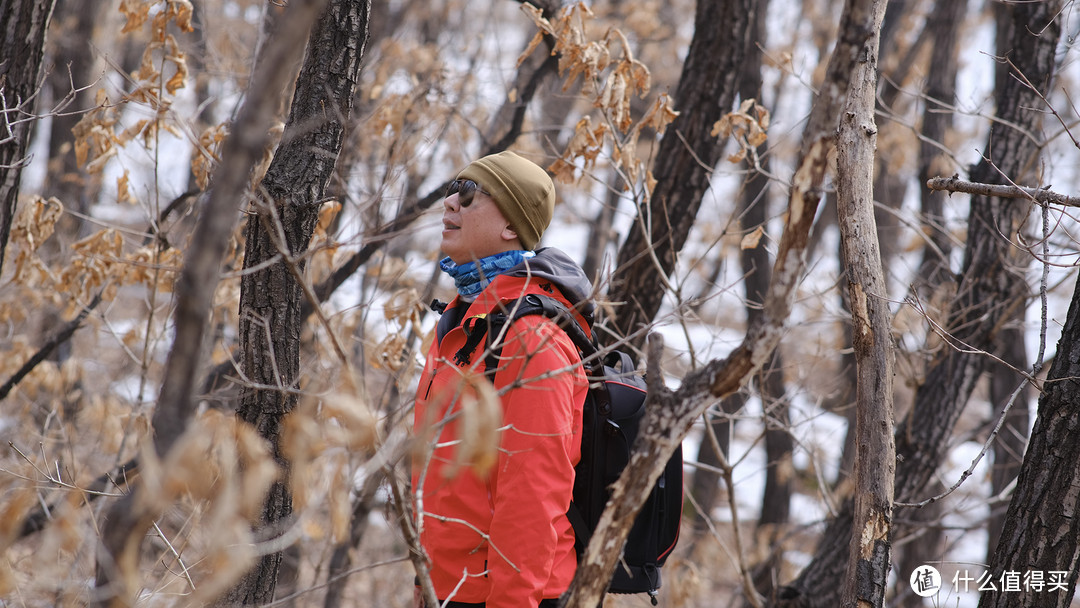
left=2, top=0, right=1080, bottom=606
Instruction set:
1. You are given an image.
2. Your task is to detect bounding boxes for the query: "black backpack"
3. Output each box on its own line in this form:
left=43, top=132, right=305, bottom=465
left=440, top=293, right=683, bottom=605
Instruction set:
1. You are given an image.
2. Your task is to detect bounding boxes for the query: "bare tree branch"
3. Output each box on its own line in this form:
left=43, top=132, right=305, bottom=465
left=927, top=175, right=1080, bottom=207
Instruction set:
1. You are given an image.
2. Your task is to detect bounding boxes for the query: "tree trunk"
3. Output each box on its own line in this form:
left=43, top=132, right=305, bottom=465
left=914, top=0, right=964, bottom=292
left=606, top=0, right=754, bottom=344
left=581, top=171, right=621, bottom=285
left=977, top=267, right=1080, bottom=608
left=689, top=391, right=743, bottom=541
left=774, top=1, right=1063, bottom=605
left=93, top=2, right=332, bottom=605
left=892, top=0, right=1060, bottom=512
left=737, top=4, right=792, bottom=582
left=833, top=0, right=922, bottom=484
left=218, top=0, right=369, bottom=604
left=0, top=0, right=58, bottom=273
left=833, top=2, right=893, bottom=606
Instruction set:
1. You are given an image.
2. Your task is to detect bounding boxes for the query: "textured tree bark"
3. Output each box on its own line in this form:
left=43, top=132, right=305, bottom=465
left=867, top=0, right=915, bottom=274
left=833, top=2, right=892, bottom=606
left=605, top=0, right=754, bottom=345
left=219, top=0, right=369, bottom=604
left=0, top=0, right=57, bottom=273
left=688, top=0, right=794, bottom=596
left=892, top=0, right=1061, bottom=505
left=978, top=267, right=1080, bottom=608
left=774, top=1, right=1063, bottom=606
left=93, top=1, right=331, bottom=606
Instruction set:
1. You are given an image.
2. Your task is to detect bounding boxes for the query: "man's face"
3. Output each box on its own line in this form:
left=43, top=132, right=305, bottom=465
left=441, top=180, right=518, bottom=264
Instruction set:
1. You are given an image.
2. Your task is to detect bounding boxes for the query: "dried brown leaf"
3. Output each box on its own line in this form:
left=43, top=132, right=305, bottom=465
left=714, top=99, right=770, bottom=164
left=741, top=225, right=765, bottom=250
left=10, top=195, right=62, bottom=253
left=550, top=115, right=608, bottom=184
left=329, top=457, right=351, bottom=542
left=169, top=0, right=195, bottom=32
left=116, top=170, right=135, bottom=204
left=384, top=287, right=422, bottom=326
left=641, top=92, right=679, bottom=134
left=192, top=123, right=227, bottom=190
left=322, top=390, right=379, bottom=453
left=119, top=0, right=151, bottom=34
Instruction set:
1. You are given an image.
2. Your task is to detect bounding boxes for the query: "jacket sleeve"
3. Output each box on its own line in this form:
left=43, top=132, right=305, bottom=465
left=484, top=317, right=584, bottom=608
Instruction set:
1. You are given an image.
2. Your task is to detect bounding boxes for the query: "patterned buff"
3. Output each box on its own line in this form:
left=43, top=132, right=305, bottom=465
left=440, top=250, right=535, bottom=297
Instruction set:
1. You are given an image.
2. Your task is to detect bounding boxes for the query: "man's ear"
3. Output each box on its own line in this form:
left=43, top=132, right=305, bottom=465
left=500, top=224, right=519, bottom=243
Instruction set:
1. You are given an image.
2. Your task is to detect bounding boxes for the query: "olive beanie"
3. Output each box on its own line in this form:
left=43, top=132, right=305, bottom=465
left=457, top=150, right=555, bottom=250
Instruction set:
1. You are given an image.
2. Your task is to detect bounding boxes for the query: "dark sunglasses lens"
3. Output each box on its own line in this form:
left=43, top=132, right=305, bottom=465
left=447, top=179, right=478, bottom=207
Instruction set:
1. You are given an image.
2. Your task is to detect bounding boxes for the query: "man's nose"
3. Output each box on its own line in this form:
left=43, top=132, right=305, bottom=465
left=443, top=193, right=459, bottom=211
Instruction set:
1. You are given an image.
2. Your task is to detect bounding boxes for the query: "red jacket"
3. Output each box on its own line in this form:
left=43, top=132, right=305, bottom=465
left=413, top=249, right=591, bottom=607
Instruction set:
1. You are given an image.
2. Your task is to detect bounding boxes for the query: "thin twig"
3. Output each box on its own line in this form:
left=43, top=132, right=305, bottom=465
left=895, top=378, right=1026, bottom=509
left=701, top=412, right=765, bottom=608
left=152, top=521, right=197, bottom=591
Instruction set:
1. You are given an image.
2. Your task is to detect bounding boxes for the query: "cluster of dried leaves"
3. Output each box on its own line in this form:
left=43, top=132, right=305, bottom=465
left=526, top=3, right=680, bottom=191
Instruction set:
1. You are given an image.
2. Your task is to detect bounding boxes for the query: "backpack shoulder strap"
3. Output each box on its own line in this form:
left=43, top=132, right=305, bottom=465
left=449, top=293, right=597, bottom=377
left=512, top=294, right=597, bottom=357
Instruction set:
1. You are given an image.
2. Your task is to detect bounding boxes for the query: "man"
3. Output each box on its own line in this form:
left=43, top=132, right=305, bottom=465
left=412, top=151, right=593, bottom=607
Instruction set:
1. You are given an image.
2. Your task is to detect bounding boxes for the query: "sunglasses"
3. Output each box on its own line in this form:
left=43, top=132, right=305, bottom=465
left=446, top=179, right=490, bottom=207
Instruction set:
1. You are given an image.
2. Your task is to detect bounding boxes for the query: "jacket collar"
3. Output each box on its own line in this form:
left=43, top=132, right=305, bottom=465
left=435, top=273, right=588, bottom=346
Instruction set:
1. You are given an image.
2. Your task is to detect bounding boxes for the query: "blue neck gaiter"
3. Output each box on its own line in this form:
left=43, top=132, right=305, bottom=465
left=440, top=250, right=535, bottom=297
